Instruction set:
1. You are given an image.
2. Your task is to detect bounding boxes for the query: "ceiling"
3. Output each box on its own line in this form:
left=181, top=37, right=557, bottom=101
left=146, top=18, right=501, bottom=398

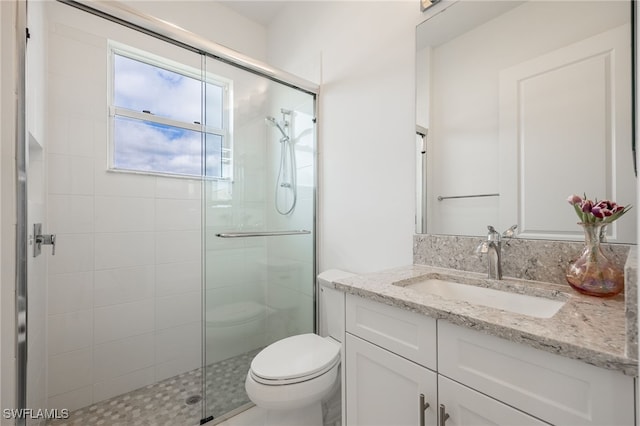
left=218, top=1, right=288, bottom=26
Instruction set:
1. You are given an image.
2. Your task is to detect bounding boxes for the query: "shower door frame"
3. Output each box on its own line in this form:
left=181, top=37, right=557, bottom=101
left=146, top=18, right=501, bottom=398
left=15, top=1, right=29, bottom=425
left=13, top=1, right=319, bottom=424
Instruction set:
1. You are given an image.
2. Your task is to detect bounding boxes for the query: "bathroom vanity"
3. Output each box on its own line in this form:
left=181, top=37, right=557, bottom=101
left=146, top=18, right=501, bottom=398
left=329, top=265, right=637, bottom=426
left=391, top=0, right=639, bottom=423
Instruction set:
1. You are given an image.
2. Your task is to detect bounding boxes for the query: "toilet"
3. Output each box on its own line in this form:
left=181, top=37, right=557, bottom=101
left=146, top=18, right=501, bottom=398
left=245, top=269, right=353, bottom=426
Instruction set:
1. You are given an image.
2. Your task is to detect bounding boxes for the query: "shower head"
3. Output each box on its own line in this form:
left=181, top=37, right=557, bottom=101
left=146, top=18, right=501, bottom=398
left=265, top=116, right=289, bottom=141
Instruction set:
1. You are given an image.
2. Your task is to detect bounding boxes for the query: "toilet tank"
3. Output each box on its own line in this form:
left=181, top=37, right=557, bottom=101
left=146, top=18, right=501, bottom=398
left=318, top=269, right=354, bottom=343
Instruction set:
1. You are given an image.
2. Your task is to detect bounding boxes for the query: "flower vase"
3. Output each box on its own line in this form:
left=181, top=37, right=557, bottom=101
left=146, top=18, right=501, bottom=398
left=566, top=222, right=624, bottom=297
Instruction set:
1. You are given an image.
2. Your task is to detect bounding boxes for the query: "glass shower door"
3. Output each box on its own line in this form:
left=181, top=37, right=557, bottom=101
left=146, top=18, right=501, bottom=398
left=202, top=55, right=317, bottom=421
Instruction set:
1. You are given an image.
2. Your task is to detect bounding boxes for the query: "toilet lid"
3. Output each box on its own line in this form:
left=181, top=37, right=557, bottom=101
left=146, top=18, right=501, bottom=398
left=250, top=334, right=340, bottom=382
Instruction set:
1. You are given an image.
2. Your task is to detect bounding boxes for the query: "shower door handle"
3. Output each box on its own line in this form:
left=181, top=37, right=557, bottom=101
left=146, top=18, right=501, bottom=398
left=33, top=223, right=56, bottom=257
left=216, top=230, right=311, bottom=238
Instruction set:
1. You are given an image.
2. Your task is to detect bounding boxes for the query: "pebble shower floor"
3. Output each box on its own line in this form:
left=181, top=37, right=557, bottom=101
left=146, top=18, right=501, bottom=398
left=47, top=349, right=261, bottom=426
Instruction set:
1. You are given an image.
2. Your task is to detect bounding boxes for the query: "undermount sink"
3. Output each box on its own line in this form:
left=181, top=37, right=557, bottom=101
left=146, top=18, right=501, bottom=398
left=394, top=277, right=565, bottom=319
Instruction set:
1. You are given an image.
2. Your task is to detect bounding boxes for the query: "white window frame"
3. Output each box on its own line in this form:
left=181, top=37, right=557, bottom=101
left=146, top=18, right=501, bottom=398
left=107, top=41, right=233, bottom=180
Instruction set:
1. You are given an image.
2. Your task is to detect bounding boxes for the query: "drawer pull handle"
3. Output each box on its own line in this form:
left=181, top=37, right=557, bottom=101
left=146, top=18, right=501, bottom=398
left=439, top=404, right=450, bottom=426
left=419, top=394, right=430, bottom=426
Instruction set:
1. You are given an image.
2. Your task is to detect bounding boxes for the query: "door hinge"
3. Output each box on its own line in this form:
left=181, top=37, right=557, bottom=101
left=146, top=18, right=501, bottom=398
left=25, top=27, right=31, bottom=42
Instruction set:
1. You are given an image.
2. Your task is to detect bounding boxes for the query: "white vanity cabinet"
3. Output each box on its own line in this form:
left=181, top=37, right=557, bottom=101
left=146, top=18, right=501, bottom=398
left=438, top=321, right=636, bottom=426
left=438, top=375, right=548, bottom=426
left=345, top=294, right=438, bottom=425
left=343, top=294, right=636, bottom=426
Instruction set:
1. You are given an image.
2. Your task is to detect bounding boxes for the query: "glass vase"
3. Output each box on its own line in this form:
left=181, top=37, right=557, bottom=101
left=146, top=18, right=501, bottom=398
left=566, top=222, right=624, bottom=297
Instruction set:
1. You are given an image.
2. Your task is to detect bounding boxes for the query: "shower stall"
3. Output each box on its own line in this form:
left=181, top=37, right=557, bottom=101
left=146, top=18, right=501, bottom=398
left=16, top=1, right=318, bottom=425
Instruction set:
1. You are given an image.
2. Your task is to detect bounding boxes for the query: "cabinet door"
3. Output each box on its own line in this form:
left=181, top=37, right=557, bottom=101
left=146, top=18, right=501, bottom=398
left=345, top=333, right=437, bottom=426
left=439, top=376, right=549, bottom=426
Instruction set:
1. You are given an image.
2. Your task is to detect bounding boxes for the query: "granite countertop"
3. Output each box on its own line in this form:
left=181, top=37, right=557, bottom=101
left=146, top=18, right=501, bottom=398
left=333, top=264, right=638, bottom=377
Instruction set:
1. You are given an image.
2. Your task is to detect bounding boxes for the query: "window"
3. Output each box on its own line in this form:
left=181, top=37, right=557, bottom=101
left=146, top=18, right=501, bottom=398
left=109, top=43, right=231, bottom=179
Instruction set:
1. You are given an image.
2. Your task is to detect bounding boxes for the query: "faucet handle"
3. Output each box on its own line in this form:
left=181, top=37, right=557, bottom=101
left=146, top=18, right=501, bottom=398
left=475, top=241, right=489, bottom=255
left=502, top=224, right=518, bottom=238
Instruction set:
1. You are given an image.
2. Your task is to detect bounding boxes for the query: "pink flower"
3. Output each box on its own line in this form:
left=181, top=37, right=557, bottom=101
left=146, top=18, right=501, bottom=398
left=581, top=200, right=593, bottom=213
left=568, top=194, right=632, bottom=224
left=591, top=206, right=604, bottom=218
left=612, top=205, right=625, bottom=214
left=567, top=194, right=582, bottom=205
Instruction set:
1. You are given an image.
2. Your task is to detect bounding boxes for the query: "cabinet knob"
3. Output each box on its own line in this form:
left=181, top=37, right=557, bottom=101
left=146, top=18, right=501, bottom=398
left=439, top=404, right=450, bottom=426
left=419, top=394, right=430, bottom=426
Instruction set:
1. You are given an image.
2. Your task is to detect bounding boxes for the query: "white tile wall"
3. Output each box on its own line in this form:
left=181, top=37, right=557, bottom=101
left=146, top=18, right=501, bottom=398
left=93, top=266, right=154, bottom=307
left=93, top=333, right=155, bottom=382
left=47, top=310, right=93, bottom=356
left=155, top=199, right=201, bottom=231
left=48, top=233, right=94, bottom=274
left=47, top=387, right=94, bottom=413
left=47, top=195, right=94, bottom=234
left=154, top=352, right=201, bottom=382
left=156, top=261, right=201, bottom=296
left=156, top=321, right=202, bottom=380
left=48, top=348, right=93, bottom=396
left=155, top=178, right=201, bottom=200
left=92, top=367, right=156, bottom=403
left=94, top=168, right=156, bottom=198
left=93, top=299, right=155, bottom=344
left=47, top=271, right=93, bottom=315
left=47, top=153, right=94, bottom=195
left=94, top=196, right=155, bottom=233
left=156, top=291, right=201, bottom=330
left=155, top=230, right=200, bottom=264
left=94, top=232, right=155, bottom=270
left=68, top=116, right=98, bottom=158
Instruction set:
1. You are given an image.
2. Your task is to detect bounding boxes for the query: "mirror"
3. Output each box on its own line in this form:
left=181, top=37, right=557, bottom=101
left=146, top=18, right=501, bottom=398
left=416, top=0, right=637, bottom=244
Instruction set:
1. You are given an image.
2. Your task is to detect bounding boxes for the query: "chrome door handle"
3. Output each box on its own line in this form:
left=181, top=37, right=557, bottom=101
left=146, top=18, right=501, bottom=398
left=216, top=230, right=310, bottom=238
left=419, top=394, right=431, bottom=426
left=439, top=404, right=450, bottom=426
left=33, top=223, right=55, bottom=257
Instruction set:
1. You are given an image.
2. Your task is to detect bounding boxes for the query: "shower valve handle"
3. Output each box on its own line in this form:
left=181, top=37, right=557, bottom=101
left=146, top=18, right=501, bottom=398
left=33, top=223, right=56, bottom=257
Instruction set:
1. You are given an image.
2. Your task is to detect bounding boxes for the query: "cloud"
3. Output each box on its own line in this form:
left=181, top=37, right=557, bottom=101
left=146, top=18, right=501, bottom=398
left=113, top=54, right=226, bottom=177
left=114, top=116, right=223, bottom=177
left=114, top=54, right=205, bottom=125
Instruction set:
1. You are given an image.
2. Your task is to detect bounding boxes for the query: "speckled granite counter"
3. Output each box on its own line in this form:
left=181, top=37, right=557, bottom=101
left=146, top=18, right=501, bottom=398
left=332, top=264, right=638, bottom=377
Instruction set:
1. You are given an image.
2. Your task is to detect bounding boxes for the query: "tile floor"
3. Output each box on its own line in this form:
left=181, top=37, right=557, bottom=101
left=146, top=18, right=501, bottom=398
left=47, top=349, right=261, bottom=426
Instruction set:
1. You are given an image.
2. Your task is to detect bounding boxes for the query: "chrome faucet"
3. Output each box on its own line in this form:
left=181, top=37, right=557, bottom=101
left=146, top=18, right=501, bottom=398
left=475, top=225, right=517, bottom=280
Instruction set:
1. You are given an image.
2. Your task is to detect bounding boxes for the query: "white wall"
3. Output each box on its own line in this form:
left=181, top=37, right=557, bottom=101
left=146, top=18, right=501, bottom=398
left=268, top=1, right=422, bottom=273
left=120, top=0, right=268, bottom=62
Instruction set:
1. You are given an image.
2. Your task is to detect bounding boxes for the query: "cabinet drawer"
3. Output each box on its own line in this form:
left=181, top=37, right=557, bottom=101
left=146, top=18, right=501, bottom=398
left=438, top=321, right=635, bottom=426
left=346, top=294, right=437, bottom=370
left=439, top=375, right=549, bottom=426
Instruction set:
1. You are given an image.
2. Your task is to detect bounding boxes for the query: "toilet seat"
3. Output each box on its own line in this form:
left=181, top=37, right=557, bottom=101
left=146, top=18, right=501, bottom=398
left=250, top=333, right=340, bottom=385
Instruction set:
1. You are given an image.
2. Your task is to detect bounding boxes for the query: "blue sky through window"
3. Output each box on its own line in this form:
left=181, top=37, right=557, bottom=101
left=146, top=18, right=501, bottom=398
left=112, top=52, right=227, bottom=178
left=114, top=54, right=201, bottom=124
